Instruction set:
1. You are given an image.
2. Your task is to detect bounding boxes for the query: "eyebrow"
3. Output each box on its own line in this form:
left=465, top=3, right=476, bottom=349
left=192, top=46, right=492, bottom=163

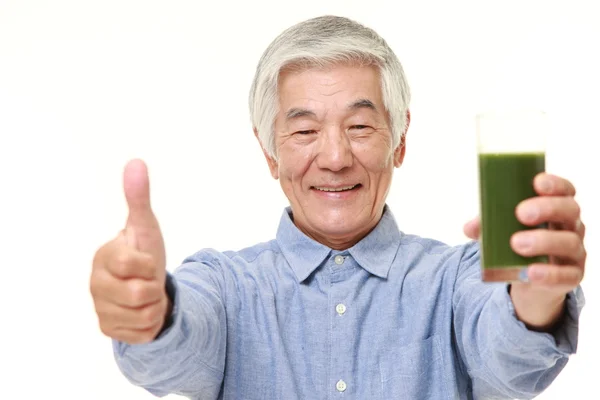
left=348, top=98, right=377, bottom=112
left=286, top=108, right=317, bottom=120
left=285, top=98, right=378, bottom=121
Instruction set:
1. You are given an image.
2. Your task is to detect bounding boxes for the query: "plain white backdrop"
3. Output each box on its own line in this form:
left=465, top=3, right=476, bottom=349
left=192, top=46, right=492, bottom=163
left=0, top=1, right=598, bottom=398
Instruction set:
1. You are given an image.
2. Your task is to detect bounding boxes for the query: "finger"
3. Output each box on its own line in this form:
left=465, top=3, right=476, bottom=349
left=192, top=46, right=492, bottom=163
left=525, top=263, right=583, bottom=288
left=96, top=298, right=166, bottom=330
left=124, top=159, right=153, bottom=228
left=575, top=219, right=586, bottom=239
left=534, top=173, right=576, bottom=197
left=92, top=231, right=124, bottom=270
left=463, top=217, right=480, bottom=239
left=516, top=196, right=581, bottom=230
left=109, top=245, right=159, bottom=280
left=123, top=159, right=163, bottom=255
left=94, top=234, right=158, bottom=279
left=511, top=229, right=586, bottom=265
left=91, top=268, right=164, bottom=308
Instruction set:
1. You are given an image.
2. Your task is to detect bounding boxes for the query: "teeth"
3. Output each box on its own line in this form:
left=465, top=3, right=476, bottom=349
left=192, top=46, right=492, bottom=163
left=314, top=185, right=357, bottom=192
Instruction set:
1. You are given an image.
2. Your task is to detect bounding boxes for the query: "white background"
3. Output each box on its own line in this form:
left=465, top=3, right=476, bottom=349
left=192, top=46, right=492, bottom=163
left=0, top=1, right=598, bottom=399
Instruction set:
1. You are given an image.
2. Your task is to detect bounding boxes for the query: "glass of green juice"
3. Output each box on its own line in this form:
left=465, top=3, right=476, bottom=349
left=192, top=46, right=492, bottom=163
left=476, top=109, right=550, bottom=282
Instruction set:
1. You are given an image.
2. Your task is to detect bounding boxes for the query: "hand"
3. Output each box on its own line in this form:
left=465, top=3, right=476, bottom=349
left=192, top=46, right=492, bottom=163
left=464, top=173, right=586, bottom=329
left=90, top=159, right=169, bottom=344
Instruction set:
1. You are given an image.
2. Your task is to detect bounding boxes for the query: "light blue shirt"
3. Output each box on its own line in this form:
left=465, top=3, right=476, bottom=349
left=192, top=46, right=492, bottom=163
left=113, top=206, right=584, bottom=399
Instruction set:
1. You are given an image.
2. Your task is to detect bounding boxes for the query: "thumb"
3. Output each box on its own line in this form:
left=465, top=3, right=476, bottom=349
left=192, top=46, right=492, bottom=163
left=123, top=159, right=166, bottom=268
left=124, top=158, right=153, bottom=228
left=463, top=216, right=481, bottom=240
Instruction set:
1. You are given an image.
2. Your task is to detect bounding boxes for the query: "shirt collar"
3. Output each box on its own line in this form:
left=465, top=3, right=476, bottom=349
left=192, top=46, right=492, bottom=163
left=275, top=205, right=402, bottom=282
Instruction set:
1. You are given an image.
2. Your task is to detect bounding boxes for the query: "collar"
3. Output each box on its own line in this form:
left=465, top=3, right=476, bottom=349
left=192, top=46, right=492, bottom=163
left=275, top=205, right=402, bottom=282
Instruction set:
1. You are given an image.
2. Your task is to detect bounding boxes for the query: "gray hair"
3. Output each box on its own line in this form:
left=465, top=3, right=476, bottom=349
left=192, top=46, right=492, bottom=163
left=248, top=15, right=411, bottom=160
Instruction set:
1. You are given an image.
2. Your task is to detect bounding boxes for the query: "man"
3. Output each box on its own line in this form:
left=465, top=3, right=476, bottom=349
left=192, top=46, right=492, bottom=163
left=90, top=15, right=586, bottom=399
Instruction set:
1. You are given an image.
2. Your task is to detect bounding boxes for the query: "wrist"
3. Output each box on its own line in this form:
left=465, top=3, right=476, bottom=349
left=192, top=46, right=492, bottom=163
left=509, top=283, right=567, bottom=332
left=154, top=273, right=176, bottom=339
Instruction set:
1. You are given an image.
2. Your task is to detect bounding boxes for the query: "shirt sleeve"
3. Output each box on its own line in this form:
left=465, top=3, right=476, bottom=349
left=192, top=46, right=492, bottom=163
left=112, top=257, right=227, bottom=398
left=452, top=241, right=586, bottom=399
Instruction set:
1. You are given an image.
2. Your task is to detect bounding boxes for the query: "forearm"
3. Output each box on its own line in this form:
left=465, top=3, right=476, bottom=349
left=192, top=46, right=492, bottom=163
left=453, top=244, right=581, bottom=398
left=455, top=284, right=569, bottom=399
left=113, top=268, right=226, bottom=397
left=509, top=283, right=567, bottom=332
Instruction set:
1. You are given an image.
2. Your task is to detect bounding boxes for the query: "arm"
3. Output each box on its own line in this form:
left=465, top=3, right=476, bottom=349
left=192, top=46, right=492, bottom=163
left=456, top=172, right=587, bottom=397
left=464, top=172, right=587, bottom=333
left=90, top=160, right=227, bottom=398
left=113, top=261, right=227, bottom=398
left=509, top=283, right=566, bottom=332
left=452, top=243, right=585, bottom=399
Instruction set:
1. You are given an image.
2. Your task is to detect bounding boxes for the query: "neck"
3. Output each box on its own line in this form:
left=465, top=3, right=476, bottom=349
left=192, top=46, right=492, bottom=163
left=291, top=210, right=384, bottom=250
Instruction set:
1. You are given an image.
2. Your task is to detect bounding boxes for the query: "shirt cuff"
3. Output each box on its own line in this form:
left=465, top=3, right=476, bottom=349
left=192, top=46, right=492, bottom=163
left=112, top=272, right=183, bottom=357
left=498, top=284, right=585, bottom=356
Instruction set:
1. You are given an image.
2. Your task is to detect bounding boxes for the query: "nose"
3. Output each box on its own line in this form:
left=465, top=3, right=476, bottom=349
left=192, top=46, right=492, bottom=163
left=315, top=127, right=353, bottom=172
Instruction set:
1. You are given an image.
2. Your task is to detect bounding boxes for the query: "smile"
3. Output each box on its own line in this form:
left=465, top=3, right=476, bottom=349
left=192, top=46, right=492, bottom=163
left=312, top=184, right=361, bottom=192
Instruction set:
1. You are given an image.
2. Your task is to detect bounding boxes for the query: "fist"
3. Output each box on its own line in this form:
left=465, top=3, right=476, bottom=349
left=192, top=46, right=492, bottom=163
left=90, top=159, right=169, bottom=344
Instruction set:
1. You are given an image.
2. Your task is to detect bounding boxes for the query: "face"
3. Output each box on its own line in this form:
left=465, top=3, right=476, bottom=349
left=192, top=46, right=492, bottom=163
left=257, top=64, right=409, bottom=250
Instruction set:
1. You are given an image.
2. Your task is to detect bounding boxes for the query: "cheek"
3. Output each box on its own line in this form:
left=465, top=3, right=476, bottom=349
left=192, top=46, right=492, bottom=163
left=374, top=155, right=393, bottom=170
left=354, top=145, right=394, bottom=171
left=279, top=146, right=315, bottom=182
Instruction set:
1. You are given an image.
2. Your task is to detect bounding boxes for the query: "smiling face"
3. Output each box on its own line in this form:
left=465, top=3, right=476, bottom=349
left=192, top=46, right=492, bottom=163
left=258, top=64, right=408, bottom=250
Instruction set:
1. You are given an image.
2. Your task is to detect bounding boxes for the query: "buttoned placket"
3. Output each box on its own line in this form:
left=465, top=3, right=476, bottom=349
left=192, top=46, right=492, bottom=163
left=329, top=252, right=352, bottom=396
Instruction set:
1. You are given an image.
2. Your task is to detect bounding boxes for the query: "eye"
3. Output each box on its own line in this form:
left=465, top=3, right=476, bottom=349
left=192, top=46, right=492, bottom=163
left=295, top=130, right=317, bottom=135
left=350, top=125, right=370, bottom=130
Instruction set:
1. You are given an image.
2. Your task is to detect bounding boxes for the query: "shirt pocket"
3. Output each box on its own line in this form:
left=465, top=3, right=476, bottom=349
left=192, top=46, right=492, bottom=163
left=379, top=334, right=453, bottom=400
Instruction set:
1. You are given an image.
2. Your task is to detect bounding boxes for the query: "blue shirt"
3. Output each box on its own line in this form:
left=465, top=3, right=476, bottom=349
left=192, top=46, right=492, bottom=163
left=113, top=206, right=585, bottom=399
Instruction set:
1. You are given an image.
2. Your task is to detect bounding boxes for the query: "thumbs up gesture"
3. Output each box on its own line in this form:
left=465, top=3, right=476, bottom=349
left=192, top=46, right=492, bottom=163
left=91, top=159, right=170, bottom=344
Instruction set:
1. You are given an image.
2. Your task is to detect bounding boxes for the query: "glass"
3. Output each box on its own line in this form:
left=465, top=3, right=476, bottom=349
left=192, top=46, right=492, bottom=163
left=476, top=109, right=549, bottom=282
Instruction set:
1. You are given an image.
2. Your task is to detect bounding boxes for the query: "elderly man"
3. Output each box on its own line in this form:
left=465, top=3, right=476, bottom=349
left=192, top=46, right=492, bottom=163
left=91, top=15, right=586, bottom=399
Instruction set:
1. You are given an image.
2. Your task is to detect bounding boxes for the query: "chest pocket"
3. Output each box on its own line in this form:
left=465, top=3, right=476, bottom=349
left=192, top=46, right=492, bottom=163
left=379, top=335, right=453, bottom=400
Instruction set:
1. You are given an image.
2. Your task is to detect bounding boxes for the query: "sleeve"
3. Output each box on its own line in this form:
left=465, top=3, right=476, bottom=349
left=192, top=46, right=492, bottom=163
left=452, top=241, right=585, bottom=399
left=111, top=256, right=228, bottom=399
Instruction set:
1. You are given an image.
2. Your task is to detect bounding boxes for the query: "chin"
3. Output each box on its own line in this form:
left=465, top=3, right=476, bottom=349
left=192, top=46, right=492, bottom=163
left=309, top=213, right=366, bottom=237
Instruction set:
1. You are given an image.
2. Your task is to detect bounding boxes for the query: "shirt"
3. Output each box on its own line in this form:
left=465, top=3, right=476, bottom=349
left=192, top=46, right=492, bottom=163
left=113, top=205, right=585, bottom=400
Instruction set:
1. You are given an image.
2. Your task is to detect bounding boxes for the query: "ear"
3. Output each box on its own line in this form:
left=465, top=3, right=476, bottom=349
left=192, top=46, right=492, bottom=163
left=393, top=109, right=410, bottom=168
left=254, top=127, right=279, bottom=179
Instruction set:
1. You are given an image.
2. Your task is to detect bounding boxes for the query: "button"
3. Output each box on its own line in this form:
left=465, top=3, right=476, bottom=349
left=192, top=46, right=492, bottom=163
left=334, top=255, right=345, bottom=265
left=336, top=380, right=347, bottom=392
left=336, top=303, right=346, bottom=315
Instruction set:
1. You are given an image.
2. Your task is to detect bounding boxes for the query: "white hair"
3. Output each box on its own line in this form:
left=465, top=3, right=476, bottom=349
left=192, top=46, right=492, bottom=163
left=248, top=15, right=411, bottom=160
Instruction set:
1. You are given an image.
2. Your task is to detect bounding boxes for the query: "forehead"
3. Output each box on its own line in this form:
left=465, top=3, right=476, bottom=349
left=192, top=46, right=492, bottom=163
left=277, top=64, right=384, bottom=111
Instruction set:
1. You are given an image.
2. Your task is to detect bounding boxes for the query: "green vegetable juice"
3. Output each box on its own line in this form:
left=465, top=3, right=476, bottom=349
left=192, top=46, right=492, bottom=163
left=478, top=152, right=549, bottom=281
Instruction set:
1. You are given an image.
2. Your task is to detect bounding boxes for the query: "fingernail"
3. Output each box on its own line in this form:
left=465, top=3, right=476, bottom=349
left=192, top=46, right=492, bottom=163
left=521, top=206, right=539, bottom=222
left=539, top=178, right=553, bottom=193
left=528, top=267, right=547, bottom=280
left=513, top=234, right=534, bottom=250
left=518, top=268, right=530, bottom=282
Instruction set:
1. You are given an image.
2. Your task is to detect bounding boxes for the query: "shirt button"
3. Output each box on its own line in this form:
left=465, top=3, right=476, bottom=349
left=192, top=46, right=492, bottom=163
left=336, top=379, right=347, bottom=392
left=334, top=255, right=345, bottom=265
left=336, top=303, right=346, bottom=315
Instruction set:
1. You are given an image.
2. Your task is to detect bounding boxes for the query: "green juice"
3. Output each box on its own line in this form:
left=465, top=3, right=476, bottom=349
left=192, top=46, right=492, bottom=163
left=478, top=152, right=549, bottom=281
